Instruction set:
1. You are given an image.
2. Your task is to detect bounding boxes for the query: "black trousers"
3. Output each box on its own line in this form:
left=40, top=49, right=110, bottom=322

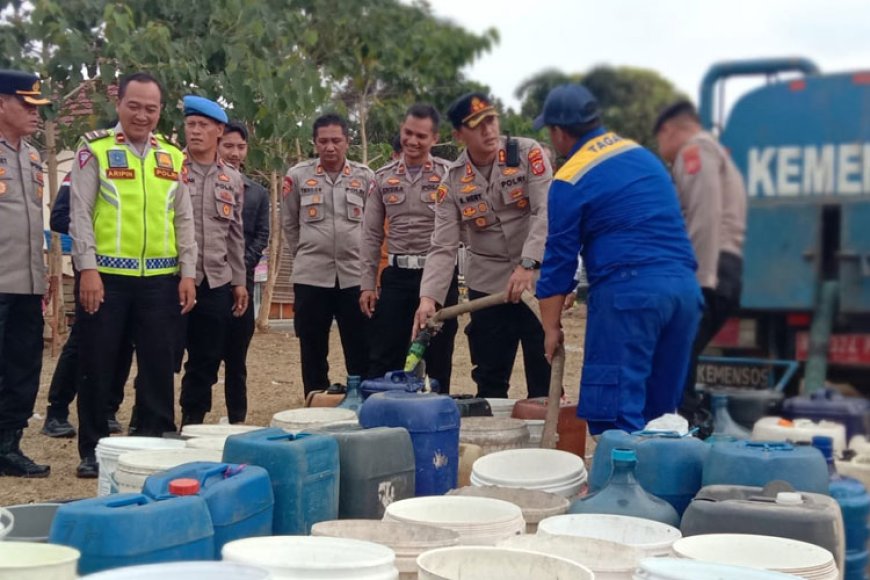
left=466, top=288, right=551, bottom=399
left=46, top=273, right=130, bottom=422
left=681, top=252, right=743, bottom=415
left=0, top=294, right=43, bottom=431
left=77, top=274, right=179, bottom=459
left=367, top=266, right=459, bottom=394
left=294, top=282, right=368, bottom=395
left=180, top=281, right=233, bottom=419
left=221, top=281, right=255, bottom=423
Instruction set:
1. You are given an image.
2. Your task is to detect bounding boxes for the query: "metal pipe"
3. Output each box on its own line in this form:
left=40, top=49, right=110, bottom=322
left=698, top=57, right=820, bottom=129
left=803, top=280, right=839, bottom=393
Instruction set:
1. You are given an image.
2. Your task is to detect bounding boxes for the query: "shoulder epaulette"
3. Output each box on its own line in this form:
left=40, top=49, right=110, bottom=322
left=83, top=129, right=111, bottom=142
left=348, top=159, right=374, bottom=173
left=375, top=159, right=399, bottom=175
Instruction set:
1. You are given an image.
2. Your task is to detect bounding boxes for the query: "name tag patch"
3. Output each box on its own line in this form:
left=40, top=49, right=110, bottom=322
left=154, top=167, right=178, bottom=180
left=107, top=168, right=135, bottom=180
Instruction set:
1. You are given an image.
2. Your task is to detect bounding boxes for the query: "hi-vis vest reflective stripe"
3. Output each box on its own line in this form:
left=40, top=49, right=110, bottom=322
left=87, top=134, right=185, bottom=276
left=555, top=131, right=640, bottom=185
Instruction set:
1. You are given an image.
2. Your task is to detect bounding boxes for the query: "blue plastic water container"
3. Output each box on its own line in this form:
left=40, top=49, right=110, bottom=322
left=360, top=371, right=439, bottom=399
left=359, top=391, right=459, bottom=496
left=782, top=388, right=870, bottom=439
left=830, top=477, right=870, bottom=580
left=702, top=441, right=829, bottom=493
left=589, top=429, right=709, bottom=515
left=48, top=493, right=213, bottom=575
left=222, top=428, right=339, bottom=535
left=142, top=461, right=274, bottom=558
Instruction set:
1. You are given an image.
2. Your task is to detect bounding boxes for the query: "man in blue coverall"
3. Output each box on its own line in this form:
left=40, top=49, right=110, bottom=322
left=535, top=84, right=703, bottom=435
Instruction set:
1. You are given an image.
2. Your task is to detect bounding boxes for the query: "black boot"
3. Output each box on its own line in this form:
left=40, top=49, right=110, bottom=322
left=0, top=429, right=50, bottom=478
left=180, top=412, right=205, bottom=429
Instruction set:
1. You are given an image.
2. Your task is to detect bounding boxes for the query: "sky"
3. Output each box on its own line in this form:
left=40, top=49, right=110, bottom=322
left=426, top=0, right=870, bottom=115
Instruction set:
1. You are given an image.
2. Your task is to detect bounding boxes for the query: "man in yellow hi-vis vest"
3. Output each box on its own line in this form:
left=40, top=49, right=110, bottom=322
left=70, top=72, right=197, bottom=479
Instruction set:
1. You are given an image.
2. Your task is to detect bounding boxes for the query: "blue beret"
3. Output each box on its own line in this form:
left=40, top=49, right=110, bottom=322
left=532, top=84, right=600, bottom=131
left=183, top=95, right=227, bottom=124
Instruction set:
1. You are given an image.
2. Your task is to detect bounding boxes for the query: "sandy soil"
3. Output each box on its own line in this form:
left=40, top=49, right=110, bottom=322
left=0, top=306, right=587, bottom=505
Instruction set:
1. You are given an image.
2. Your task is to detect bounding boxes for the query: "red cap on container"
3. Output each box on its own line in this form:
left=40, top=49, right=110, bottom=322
left=168, top=478, right=200, bottom=496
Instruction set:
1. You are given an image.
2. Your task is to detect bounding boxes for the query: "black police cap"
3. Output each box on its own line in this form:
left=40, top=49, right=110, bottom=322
left=0, top=70, right=50, bottom=105
left=447, top=92, right=498, bottom=129
left=652, top=100, right=697, bottom=135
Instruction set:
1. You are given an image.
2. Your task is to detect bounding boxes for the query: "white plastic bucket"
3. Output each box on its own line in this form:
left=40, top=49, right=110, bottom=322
left=222, top=536, right=398, bottom=580
left=459, top=417, right=529, bottom=455
left=0, top=541, right=80, bottom=580
left=447, top=486, right=570, bottom=533
left=384, top=496, right=525, bottom=546
left=0, top=508, right=12, bottom=541
left=484, top=398, right=517, bottom=419
left=270, top=408, right=358, bottom=433
left=81, top=561, right=272, bottom=579
left=95, top=436, right=187, bottom=496
left=180, top=424, right=262, bottom=439
left=752, top=417, right=847, bottom=452
left=672, top=534, right=838, bottom=579
left=470, top=448, right=586, bottom=498
left=416, top=546, right=594, bottom=580
left=3, top=503, right=59, bottom=542
left=538, top=514, right=682, bottom=557
left=312, top=519, right=459, bottom=580
left=500, top=533, right=642, bottom=579
left=523, top=419, right=545, bottom=448
left=185, top=436, right=227, bottom=451
left=634, top=558, right=803, bottom=580
left=114, top=448, right=223, bottom=493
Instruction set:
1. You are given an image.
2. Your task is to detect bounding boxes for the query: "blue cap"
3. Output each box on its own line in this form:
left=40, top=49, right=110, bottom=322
left=611, top=448, right=637, bottom=462
left=532, top=84, right=600, bottom=131
left=182, top=95, right=227, bottom=124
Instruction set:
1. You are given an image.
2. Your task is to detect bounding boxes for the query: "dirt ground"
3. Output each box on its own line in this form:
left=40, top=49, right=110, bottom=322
left=0, top=306, right=587, bottom=505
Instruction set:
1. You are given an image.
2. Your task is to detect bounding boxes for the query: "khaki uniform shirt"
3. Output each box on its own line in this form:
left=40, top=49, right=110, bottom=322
left=672, top=131, right=747, bottom=289
left=70, top=125, right=197, bottom=279
left=0, top=133, right=46, bottom=294
left=420, top=136, right=552, bottom=304
left=282, top=158, right=376, bottom=289
left=182, top=155, right=246, bottom=287
left=360, top=154, right=450, bottom=291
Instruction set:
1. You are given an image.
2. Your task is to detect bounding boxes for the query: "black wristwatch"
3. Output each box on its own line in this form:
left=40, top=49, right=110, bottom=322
left=519, top=258, right=540, bottom=270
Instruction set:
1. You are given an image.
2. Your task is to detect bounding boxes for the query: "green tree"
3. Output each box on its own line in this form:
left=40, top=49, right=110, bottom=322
left=515, top=65, right=686, bottom=150
left=301, top=0, right=497, bottom=163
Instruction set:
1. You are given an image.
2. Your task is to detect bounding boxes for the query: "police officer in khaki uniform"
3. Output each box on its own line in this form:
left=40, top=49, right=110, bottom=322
left=360, top=104, right=458, bottom=392
left=0, top=70, right=52, bottom=478
left=283, top=113, right=375, bottom=395
left=414, top=93, right=553, bottom=399
left=178, top=96, right=248, bottom=426
left=71, top=72, right=197, bottom=477
left=654, top=100, right=747, bottom=423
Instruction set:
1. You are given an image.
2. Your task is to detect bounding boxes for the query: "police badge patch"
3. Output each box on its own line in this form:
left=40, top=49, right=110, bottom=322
left=108, top=150, right=128, bottom=169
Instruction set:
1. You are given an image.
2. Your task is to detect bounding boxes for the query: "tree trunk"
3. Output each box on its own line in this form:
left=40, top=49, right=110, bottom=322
left=256, top=169, right=282, bottom=332
left=359, top=85, right=369, bottom=165
left=44, top=120, right=64, bottom=357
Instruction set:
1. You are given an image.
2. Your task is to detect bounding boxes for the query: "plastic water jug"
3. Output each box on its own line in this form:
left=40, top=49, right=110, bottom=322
left=815, top=435, right=870, bottom=580
left=570, top=448, right=680, bottom=527
left=708, top=393, right=751, bottom=442
left=360, top=371, right=438, bottom=399
left=589, top=429, right=709, bottom=515
left=702, top=440, right=829, bottom=493
left=450, top=395, right=492, bottom=418
left=783, top=388, right=870, bottom=439
left=304, top=425, right=415, bottom=519
left=681, top=483, right=845, bottom=574
left=337, top=375, right=364, bottom=413
left=142, top=462, right=273, bottom=558
left=48, top=494, right=213, bottom=575
left=222, top=428, right=339, bottom=534
left=359, top=392, right=459, bottom=496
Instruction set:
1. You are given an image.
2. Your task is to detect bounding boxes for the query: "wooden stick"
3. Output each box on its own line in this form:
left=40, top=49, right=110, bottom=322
left=425, top=289, right=565, bottom=450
